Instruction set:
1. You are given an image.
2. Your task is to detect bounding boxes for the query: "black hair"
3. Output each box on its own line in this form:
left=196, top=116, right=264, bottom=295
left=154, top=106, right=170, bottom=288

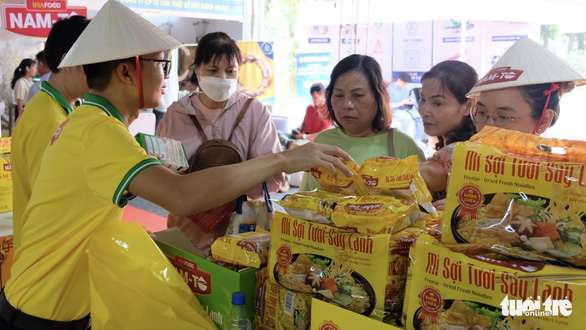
left=190, top=71, right=199, bottom=86
left=83, top=57, right=135, bottom=91
left=44, top=15, right=91, bottom=73
left=325, top=54, right=391, bottom=133
left=193, top=32, right=242, bottom=69
left=11, top=58, right=36, bottom=89
left=519, top=81, right=574, bottom=128
left=35, top=51, right=46, bottom=64
left=398, top=72, right=412, bottom=83
left=420, top=60, right=479, bottom=150
left=310, top=82, right=325, bottom=95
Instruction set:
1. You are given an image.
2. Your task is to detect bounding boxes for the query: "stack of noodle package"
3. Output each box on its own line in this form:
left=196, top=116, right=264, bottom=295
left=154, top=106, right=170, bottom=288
left=402, top=126, right=586, bottom=329
left=263, top=157, right=440, bottom=328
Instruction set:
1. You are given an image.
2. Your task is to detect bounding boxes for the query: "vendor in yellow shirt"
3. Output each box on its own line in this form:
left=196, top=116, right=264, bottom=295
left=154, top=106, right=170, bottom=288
left=0, top=1, right=351, bottom=329
left=11, top=15, right=91, bottom=251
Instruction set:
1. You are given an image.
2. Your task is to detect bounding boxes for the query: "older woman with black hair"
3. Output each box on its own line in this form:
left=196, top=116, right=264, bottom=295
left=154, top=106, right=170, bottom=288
left=299, top=54, right=424, bottom=191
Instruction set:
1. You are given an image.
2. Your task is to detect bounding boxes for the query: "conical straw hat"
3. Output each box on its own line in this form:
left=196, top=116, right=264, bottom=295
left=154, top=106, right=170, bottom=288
left=467, top=36, right=586, bottom=97
left=59, top=0, right=181, bottom=68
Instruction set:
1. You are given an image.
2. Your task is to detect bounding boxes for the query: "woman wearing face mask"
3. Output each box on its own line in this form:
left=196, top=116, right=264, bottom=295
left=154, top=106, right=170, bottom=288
left=157, top=32, right=285, bottom=254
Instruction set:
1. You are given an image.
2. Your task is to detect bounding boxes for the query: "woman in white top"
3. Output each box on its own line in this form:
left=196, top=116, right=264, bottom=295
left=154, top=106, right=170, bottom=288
left=11, top=58, right=37, bottom=116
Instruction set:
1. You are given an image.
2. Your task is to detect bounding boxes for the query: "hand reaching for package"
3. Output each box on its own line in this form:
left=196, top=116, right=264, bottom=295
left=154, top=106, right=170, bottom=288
left=280, top=142, right=353, bottom=178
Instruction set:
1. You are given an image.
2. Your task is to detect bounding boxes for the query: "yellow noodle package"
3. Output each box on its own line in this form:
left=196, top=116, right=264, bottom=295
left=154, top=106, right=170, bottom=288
left=331, top=195, right=420, bottom=234
left=255, top=267, right=313, bottom=330
left=269, top=212, right=390, bottom=321
left=443, top=136, right=586, bottom=267
left=471, top=126, right=586, bottom=163
left=276, top=188, right=356, bottom=224
left=359, top=156, right=435, bottom=213
left=211, top=231, right=270, bottom=268
left=385, top=224, right=441, bottom=326
left=309, top=159, right=367, bottom=195
left=403, top=233, right=586, bottom=329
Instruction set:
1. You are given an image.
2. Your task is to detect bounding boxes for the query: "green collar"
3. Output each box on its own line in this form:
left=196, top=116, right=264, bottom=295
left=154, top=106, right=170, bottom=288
left=40, top=81, right=75, bottom=115
left=82, top=93, right=127, bottom=128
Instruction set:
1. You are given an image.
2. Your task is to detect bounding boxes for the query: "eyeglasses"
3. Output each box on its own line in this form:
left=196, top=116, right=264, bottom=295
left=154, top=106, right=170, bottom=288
left=471, top=107, right=531, bottom=129
left=139, top=58, right=172, bottom=76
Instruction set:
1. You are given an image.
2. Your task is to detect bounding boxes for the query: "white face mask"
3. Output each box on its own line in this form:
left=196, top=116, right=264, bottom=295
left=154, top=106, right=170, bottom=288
left=198, top=75, right=238, bottom=102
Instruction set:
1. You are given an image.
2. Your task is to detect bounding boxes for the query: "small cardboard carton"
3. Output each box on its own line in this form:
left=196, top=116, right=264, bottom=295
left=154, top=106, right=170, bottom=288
left=155, top=228, right=258, bottom=329
left=310, top=299, right=402, bottom=330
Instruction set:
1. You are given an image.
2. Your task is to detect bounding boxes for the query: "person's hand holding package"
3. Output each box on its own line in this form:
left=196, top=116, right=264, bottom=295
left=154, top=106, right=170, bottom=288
left=279, top=142, right=353, bottom=177
left=130, top=142, right=353, bottom=218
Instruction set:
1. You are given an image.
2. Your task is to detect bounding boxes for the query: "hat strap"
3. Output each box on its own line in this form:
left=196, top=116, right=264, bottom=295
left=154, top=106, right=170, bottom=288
left=532, top=83, right=559, bottom=135
left=135, top=56, right=145, bottom=109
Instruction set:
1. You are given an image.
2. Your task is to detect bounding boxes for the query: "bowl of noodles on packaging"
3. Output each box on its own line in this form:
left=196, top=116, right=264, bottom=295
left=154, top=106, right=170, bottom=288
left=273, top=252, right=376, bottom=316
left=450, top=189, right=586, bottom=266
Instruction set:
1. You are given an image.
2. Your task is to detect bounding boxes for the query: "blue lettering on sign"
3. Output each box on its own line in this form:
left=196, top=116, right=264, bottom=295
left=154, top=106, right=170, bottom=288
left=442, top=37, right=474, bottom=43
left=308, top=38, right=331, bottom=44
left=492, top=35, right=526, bottom=42
left=341, top=38, right=360, bottom=44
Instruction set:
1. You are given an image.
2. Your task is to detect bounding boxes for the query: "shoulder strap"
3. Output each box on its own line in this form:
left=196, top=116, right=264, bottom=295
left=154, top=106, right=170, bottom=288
left=189, top=115, right=209, bottom=142
left=387, top=128, right=395, bottom=158
left=228, top=98, right=254, bottom=141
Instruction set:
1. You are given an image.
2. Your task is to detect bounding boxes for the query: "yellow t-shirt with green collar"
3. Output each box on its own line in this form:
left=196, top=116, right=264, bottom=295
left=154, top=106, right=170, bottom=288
left=11, top=81, right=75, bottom=251
left=5, top=94, right=161, bottom=321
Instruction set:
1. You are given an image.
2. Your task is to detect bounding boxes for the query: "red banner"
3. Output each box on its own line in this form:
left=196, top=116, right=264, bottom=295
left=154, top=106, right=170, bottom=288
left=2, top=4, right=87, bottom=38
left=26, top=0, right=67, bottom=12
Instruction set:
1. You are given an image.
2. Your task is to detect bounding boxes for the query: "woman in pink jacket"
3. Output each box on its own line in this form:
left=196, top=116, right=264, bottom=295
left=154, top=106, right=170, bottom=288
left=157, top=32, right=284, bottom=254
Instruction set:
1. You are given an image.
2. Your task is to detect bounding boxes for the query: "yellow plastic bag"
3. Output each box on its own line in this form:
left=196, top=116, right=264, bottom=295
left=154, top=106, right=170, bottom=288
left=87, top=221, right=217, bottom=329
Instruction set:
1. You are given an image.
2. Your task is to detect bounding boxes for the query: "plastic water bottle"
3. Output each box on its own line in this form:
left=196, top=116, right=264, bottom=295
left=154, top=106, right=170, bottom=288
left=225, top=292, right=252, bottom=330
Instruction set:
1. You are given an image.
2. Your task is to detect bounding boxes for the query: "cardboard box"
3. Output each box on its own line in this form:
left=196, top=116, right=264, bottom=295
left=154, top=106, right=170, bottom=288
left=0, top=137, right=12, bottom=213
left=155, top=228, right=258, bottom=329
left=310, top=299, right=402, bottom=330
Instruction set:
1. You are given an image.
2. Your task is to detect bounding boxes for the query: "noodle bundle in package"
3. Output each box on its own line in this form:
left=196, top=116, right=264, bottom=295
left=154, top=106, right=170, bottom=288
left=331, top=195, right=420, bottom=234
left=255, top=268, right=313, bottom=330
left=269, top=212, right=390, bottom=321
left=309, top=159, right=367, bottom=195
left=358, top=156, right=435, bottom=213
left=211, top=231, right=270, bottom=268
left=276, top=188, right=356, bottom=224
left=443, top=128, right=586, bottom=267
left=403, top=233, right=586, bottom=329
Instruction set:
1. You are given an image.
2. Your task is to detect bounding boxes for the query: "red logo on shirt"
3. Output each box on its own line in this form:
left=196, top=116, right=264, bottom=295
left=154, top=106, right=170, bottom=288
left=50, top=117, right=69, bottom=145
